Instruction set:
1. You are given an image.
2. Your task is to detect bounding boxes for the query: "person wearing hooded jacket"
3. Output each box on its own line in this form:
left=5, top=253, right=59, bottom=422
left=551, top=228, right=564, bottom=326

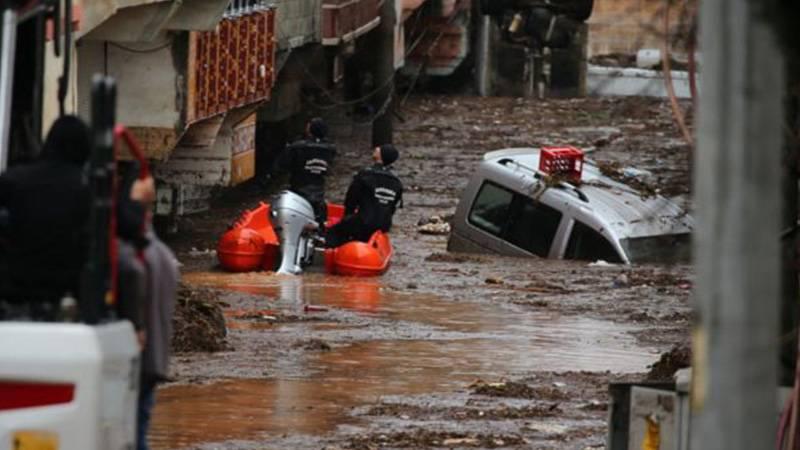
left=0, top=116, right=144, bottom=329
left=325, top=144, right=403, bottom=248
left=0, top=115, right=92, bottom=303
left=137, top=226, right=178, bottom=450
left=268, top=117, right=337, bottom=224
left=113, top=163, right=178, bottom=450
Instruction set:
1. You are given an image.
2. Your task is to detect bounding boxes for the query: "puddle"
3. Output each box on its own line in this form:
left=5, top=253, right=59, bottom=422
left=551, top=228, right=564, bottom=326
left=151, top=272, right=658, bottom=449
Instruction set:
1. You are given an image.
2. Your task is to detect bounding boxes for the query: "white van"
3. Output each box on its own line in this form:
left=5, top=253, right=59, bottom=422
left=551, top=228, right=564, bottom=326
left=0, top=322, right=139, bottom=450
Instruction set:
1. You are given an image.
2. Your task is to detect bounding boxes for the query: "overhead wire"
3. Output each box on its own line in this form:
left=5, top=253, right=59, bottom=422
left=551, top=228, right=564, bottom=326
left=685, top=1, right=698, bottom=106
left=400, top=27, right=447, bottom=107
left=108, top=39, right=174, bottom=54
left=298, top=5, right=455, bottom=115
left=352, top=84, right=396, bottom=125
left=298, top=56, right=399, bottom=111
left=292, top=8, right=429, bottom=111
left=400, top=6, right=465, bottom=107
left=661, top=0, right=694, bottom=146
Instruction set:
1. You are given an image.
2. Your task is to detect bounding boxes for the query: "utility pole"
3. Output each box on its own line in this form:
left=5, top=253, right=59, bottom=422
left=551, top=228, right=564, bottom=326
left=781, top=86, right=799, bottom=386
left=780, top=21, right=800, bottom=386
left=475, top=14, right=492, bottom=96
left=691, top=0, right=785, bottom=448
left=371, top=0, right=396, bottom=146
left=0, top=7, right=18, bottom=173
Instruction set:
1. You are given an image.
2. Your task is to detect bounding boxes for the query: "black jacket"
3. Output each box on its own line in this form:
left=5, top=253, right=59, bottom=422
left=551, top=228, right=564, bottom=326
left=343, top=165, right=403, bottom=232
left=274, top=138, right=336, bottom=201
left=0, top=158, right=89, bottom=298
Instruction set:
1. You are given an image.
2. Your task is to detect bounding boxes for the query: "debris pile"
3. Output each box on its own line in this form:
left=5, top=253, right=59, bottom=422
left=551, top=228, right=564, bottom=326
left=172, top=284, right=228, bottom=353
left=347, top=430, right=525, bottom=449
left=596, top=160, right=659, bottom=198
left=449, top=404, right=562, bottom=420
left=417, top=215, right=452, bottom=235
left=470, top=380, right=568, bottom=401
left=646, top=344, right=691, bottom=381
left=294, top=339, right=332, bottom=352
left=365, top=403, right=562, bottom=420
left=425, top=252, right=485, bottom=263
left=484, top=276, right=504, bottom=285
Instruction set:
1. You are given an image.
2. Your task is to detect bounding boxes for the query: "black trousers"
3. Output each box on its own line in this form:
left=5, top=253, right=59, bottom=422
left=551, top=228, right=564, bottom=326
left=309, top=198, right=327, bottom=226
left=295, top=190, right=327, bottom=225
left=325, top=215, right=375, bottom=248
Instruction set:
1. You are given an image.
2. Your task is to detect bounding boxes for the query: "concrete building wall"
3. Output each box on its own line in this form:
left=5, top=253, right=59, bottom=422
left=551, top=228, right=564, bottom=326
left=75, top=39, right=182, bottom=160
left=587, top=0, right=695, bottom=57
left=41, top=42, right=79, bottom=136
left=76, top=41, right=180, bottom=129
left=273, top=0, right=322, bottom=49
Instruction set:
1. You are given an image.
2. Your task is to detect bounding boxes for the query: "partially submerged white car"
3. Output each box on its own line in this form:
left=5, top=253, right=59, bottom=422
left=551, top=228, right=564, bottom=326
left=448, top=148, right=693, bottom=264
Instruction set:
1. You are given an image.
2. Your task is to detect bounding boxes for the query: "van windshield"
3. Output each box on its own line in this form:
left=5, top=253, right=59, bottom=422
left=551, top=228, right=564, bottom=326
left=619, top=233, right=692, bottom=264
left=565, top=220, right=624, bottom=263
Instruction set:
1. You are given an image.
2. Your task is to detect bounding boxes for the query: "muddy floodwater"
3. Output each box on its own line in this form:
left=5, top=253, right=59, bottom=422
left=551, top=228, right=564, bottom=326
left=152, top=274, right=656, bottom=449
left=152, top=274, right=655, bottom=447
left=160, top=95, right=693, bottom=449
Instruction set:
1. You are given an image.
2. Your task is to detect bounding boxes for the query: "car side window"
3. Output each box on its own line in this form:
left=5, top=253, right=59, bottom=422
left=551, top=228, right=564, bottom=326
left=469, top=182, right=513, bottom=236
left=505, top=196, right=562, bottom=257
left=469, top=181, right=562, bottom=257
left=565, top=220, right=623, bottom=263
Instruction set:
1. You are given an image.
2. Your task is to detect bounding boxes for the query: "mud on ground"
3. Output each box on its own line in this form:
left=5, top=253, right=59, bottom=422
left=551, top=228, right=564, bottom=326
left=159, top=95, right=693, bottom=449
left=172, top=284, right=228, bottom=353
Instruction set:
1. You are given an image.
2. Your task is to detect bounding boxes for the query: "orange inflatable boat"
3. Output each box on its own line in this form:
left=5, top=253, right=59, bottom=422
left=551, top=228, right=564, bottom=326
left=217, top=202, right=392, bottom=276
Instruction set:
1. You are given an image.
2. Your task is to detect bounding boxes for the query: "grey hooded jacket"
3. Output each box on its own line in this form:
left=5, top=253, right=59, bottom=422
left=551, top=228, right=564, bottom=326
left=141, top=231, right=180, bottom=382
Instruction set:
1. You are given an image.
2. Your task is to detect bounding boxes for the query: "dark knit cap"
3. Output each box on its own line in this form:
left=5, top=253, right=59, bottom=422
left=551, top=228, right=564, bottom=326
left=308, top=117, right=328, bottom=139
left=379, top=144, right=399, bottom=166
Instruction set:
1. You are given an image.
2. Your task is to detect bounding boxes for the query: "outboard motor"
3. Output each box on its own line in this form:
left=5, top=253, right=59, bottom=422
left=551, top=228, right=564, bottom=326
left=271, top=191, right=318, bottom=275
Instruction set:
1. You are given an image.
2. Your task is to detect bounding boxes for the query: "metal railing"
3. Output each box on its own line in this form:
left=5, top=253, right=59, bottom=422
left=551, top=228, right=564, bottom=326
left=224, top=0, right=273, bottom=18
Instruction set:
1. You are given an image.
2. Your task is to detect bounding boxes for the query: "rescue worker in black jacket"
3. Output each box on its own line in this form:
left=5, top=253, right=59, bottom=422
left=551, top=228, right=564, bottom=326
left=270, top=117, right=336, bottom=224
left=326, top=144, right=403, bottom=248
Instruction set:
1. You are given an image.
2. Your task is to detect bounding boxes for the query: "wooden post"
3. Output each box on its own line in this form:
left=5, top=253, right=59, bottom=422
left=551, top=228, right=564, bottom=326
left=691, top=0, right=785, bottom=448
left=371, top=0, right=395, bottom=146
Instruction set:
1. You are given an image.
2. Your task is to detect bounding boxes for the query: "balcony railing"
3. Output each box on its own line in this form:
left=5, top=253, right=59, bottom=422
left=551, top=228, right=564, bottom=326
left=224, top=0, right=273, bottom=18
left=188, top=5, right=277, bottom=122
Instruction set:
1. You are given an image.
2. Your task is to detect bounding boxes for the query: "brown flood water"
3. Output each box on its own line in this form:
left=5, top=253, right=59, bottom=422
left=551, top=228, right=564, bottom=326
left=150, top=272, right=657, bottom=449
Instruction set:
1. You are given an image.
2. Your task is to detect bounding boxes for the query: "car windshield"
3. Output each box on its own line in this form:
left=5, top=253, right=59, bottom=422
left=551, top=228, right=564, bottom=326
left=565, top=220, right=624, bottom=263
left=619, top=233, right=692, bottom=264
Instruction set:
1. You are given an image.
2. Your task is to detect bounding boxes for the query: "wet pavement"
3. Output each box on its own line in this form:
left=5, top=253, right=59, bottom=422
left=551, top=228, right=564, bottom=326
left=158, top=95, right=693, bottom=449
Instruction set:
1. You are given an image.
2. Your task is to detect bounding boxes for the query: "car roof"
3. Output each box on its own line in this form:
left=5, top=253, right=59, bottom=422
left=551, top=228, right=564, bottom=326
left=482, top=148, right=694, bottom=240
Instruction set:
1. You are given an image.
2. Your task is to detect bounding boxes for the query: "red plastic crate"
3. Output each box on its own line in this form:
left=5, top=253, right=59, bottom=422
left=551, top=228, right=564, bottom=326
left=538, top=146, right=584, bottom=183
